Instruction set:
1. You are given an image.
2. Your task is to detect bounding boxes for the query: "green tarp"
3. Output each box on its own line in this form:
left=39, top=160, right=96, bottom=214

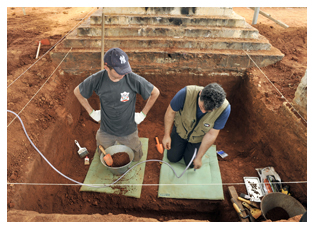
left=80, top=138, right=148, bottom=198
left=158, top=145, right=224, bottom=200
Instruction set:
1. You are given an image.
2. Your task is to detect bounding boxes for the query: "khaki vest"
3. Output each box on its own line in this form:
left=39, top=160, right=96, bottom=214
left=174, top=85, right=229, bottom=143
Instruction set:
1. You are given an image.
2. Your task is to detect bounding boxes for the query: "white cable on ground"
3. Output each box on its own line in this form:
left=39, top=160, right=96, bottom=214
left=7, top=7, right=97, bottom=89
left=7, top=110, right=196, bottom=189
left=243, top=50, right=307, bottom=124
left=7, top=48, right=72, bottom=128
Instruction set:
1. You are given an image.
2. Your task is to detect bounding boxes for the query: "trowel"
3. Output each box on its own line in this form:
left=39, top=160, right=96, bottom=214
left=99, top=145, right=113, bottom=167
left=155, top=136, right=164, bottom=154
left=242, top=202, right=262, bottom=219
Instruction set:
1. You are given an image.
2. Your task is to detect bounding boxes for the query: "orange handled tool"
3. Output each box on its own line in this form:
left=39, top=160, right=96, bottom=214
left=231, top=198, right=249, bottom=219
left=99, top=145, right=113, bottom=167
left=155, top=136, right=164, bottom=154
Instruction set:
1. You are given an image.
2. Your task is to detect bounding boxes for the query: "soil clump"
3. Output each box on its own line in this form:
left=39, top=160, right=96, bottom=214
left=111, top=152, right=130, bottom=167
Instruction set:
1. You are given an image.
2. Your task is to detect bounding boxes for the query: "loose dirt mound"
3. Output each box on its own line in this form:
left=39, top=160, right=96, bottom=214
left=252, top=24, right=307, bottom=102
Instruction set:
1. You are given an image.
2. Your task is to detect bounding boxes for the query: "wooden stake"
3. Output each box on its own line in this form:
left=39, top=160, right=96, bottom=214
left=35, top=41, right=41, bottom=59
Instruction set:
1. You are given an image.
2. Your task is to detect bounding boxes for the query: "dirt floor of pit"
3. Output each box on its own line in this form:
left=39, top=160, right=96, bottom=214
left=7, top=7, right=307, bottom=222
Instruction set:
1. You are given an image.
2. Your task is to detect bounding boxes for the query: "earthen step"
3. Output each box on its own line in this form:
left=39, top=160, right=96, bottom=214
left=100, top=7, right=233, bottom=16
left=90, top=10, right=246, bottom=28
left=50, top=46, right=284, bottom=74
left=59, top=31, right=271, bottom=51
left=77, top=19, right=259, bottom=39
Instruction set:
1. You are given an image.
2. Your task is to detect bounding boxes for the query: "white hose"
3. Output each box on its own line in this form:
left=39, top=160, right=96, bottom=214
left=7, top=110, right=196, bottom=189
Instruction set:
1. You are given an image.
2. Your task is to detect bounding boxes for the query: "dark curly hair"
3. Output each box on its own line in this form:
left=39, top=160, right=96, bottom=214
left=200, top=83, right=226, bottom=111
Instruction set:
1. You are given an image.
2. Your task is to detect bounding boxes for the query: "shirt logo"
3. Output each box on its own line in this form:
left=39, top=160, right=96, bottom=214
left=120, top=55, right=126, bottom=64
left=204, top=123, right=210, bottom=127
left=120, top=91, right=130, bottom=102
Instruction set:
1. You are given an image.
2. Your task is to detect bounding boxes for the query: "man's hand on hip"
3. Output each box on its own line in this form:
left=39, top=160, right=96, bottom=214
left=90, top=110, right=101, bottom=123
left=135, top=111, right=146, bottom=124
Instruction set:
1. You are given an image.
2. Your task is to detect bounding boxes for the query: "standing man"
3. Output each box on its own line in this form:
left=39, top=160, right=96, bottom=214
left=74, top=48, right=160, bottom=161
left=162, top=83, right=230, bottom=169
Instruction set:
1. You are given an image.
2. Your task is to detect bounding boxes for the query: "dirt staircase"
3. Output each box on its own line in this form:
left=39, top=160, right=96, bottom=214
left=50, top=7, right=284, bottom=76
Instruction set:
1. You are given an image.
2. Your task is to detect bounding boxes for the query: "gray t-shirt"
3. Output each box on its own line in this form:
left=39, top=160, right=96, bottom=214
left=79, top=70, right=154, bottom=136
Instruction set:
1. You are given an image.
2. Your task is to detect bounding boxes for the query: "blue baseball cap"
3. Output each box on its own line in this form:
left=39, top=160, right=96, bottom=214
left=104, top=48, right=132, bottom=75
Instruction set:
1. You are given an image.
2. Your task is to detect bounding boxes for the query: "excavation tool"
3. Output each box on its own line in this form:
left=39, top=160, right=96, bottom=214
left=240, top=193, right=261, bottom=202
left=228, top=186, right=249, bottom=222
left=231, top=198, right=249, bottom=220
left=242, top=202, right=262, bottom=219
left=155, top=136, right=164, bottom=154
left=237, top=196, right=259, bottom=209
left=99, top=145, right=113, bottom=167
left=74, top=140, right=89, bottom=158
left=35, top=38, right=50, bottom=59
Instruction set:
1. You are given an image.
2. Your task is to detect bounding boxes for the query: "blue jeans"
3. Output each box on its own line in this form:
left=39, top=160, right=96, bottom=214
left=167, top=126, right=201, bottom=168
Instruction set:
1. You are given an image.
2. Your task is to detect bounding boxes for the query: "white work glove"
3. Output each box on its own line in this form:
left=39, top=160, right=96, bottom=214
left=89, top=110, right=101, bottom=123
left=135, top=111, right=146, bottom=124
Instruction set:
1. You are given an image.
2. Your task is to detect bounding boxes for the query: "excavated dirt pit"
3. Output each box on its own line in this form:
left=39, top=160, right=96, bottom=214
left=7, top=70, right=307, bottom=222
left=7, top=7, right=307, bottom=222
